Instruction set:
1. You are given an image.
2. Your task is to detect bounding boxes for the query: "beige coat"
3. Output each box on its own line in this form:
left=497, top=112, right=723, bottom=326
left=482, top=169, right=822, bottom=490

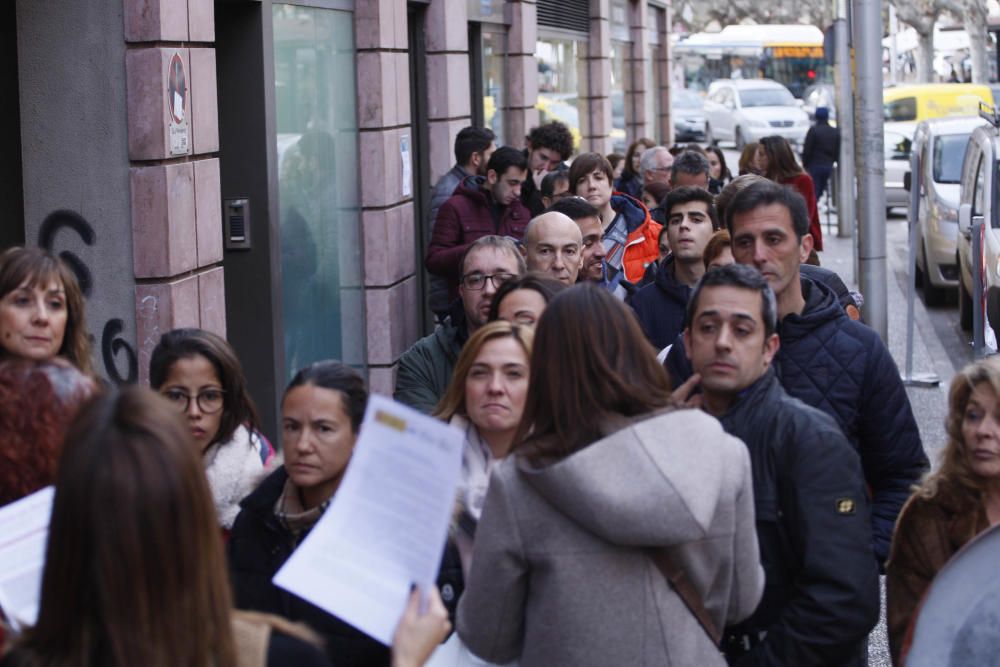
left=456, top=409, right=764, bottom=666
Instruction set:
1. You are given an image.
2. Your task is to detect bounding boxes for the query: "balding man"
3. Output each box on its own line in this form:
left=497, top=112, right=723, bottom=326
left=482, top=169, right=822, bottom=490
left=521, top=211, right=583, bottom=285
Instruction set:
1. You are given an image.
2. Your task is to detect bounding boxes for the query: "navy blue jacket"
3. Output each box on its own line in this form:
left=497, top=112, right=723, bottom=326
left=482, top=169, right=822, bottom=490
left=721, top=370, right=879, bottom=666
left=627, top=255, right=692, bottom=350
left=667, top=276, right=928, bottom=565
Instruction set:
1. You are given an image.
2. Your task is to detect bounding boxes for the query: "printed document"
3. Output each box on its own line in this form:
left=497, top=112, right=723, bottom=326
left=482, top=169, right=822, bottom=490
left=0, top=486, right=54, bottom=632
left=274, top=394, right=465, bottom=645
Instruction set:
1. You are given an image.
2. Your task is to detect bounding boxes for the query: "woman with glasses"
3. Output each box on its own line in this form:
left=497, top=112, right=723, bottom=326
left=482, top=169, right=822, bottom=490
left=487, top=273, right=566, bottom=328
left=150, top=328, right=272, bottom=531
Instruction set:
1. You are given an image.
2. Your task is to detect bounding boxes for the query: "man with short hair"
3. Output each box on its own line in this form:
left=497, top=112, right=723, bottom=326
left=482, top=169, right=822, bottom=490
left=670, top=150, right=712, bottom=190
left=546, top=197, right=606, bottom=284
left=639, top=146, right=674, bottom=187
left=426, top=126, right=497, bottom=319
left=539, top=171, right=570, bottom=210
left=683, top=263, right=879, bottom=665
left=398, top=236, right=525, bottom=414
left=668, top=180, right=928, bottom=566
left=426, top=147, right=530, bottom=301
left=521, top=212, right=583, bottom=285
left=521, top=121, right=575, bottom=215
left=569, top=152, right=661, bottom=292
left=629, top=187, right=719, bottom=349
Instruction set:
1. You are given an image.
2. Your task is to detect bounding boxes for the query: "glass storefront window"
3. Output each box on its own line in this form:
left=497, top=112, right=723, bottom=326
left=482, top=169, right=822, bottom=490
left=610, top=41, right=628, bottom=152
left=482, top=31, right=506, bottom=146
left=535, top=37, right=587, bottom=151
left=272, top=4, right=365, bottom=379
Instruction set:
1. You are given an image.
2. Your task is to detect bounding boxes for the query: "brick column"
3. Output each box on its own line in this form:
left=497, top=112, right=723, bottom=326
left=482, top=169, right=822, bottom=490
left=659, top=3, right=673, bottom=145
left=584, top=0, right=613, bottom=154
left=506, top=0, right=539, bottom=149
left=426, top=0, right=472, bottom=182
left=124, top=0, right=224, bottom=384
left=356, top=0, right=419, bottom=396
left=627, top=0, right=651, bottom=143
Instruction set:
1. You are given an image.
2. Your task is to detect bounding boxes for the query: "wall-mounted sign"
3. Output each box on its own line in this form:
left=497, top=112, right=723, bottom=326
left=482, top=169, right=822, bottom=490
left=167, top=52, right=190, bottom=156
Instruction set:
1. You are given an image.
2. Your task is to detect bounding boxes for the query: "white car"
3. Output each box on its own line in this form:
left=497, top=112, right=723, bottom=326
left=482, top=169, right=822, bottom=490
left=912, top=117, right=986, bottom=306
left=703, top=79, right=810, bottom=150
left=957, top=120, right=1000, bottom=338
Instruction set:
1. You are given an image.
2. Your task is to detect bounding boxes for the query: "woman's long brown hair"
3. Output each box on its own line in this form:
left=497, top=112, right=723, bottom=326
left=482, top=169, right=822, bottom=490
left=512, top=284, right=674, bottom=464
left=16, top=387, right=237, bottom=667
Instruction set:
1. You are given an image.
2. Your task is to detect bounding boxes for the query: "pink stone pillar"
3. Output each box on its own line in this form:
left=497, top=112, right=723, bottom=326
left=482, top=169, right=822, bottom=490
left=505, top=0, right=539, bottom=149
left=124, top=0, right=225, bottom=384
left=584, top=0, right=613, bottom=154
left=627, top=0, right=651, bottom=144
left=356, top=0, right=419, bottom=396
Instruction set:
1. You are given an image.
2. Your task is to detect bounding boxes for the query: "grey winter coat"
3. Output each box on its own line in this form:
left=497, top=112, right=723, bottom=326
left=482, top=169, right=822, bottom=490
left=457, top=409, right=765, bottom=666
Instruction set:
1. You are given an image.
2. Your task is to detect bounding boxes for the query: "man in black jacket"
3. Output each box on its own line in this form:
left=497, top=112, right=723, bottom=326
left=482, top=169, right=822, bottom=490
left=684, top=263, right=879, bottom=666
left=666, top=180, right=928, bottom=567
left=802, top=107, right=839, bottom=202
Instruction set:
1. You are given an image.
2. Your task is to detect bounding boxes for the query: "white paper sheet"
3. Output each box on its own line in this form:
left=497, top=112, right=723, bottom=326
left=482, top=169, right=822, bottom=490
left=273, top=394, right=465, bottom=645
left=0, top=486, right=54, bottom=632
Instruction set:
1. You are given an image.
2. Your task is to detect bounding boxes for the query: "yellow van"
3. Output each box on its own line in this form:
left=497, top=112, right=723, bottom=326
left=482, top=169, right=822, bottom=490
left=884, top=83, right=994, bottom=123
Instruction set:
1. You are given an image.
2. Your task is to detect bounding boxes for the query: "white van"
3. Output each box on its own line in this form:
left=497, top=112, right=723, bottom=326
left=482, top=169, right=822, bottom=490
left=912, top=117, right=987, bottom=305
left=956, top=117, right=1000, bottom=338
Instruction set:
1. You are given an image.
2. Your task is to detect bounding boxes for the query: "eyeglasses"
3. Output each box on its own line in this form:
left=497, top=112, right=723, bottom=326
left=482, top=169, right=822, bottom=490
left=461, top=272, right=516, bottom=290
left=161, top=389, right=226, bottom=414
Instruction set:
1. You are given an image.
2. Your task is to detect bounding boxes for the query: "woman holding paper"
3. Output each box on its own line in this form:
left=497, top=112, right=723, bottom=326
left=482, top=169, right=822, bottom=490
left=228, top=360, right=392, bottom=666
left=433, top=321, right=533, bottom=575
left=456, top=284, right=764, bottom=666
left=1, top=386, right=335, bottom=666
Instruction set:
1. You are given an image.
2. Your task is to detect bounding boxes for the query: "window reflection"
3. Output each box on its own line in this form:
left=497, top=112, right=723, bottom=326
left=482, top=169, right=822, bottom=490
left=483, top=31, right=506, bottom=146
left=273, top=4, right=365, bottom=378
left=536, top=38, right=586, bottom=151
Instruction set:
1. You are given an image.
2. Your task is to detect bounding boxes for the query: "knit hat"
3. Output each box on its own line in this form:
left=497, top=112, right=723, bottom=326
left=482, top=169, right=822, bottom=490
left=815, top=107, right=830, bottom=122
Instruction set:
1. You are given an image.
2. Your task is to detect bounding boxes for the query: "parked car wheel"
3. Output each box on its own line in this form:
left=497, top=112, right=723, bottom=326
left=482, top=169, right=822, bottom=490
left=959, top=271, right=974, bottom=331
left=920, top=244, right=949, bottom=307
left=735, top=127, right=745, bottom=151
left=705, top=123, right=716, bottom=146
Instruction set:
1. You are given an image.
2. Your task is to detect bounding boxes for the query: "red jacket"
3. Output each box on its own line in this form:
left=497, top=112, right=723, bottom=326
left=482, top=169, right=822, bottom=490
left=611, top=193, right=663, bottom=283
left=783, top=172, right=823, bottom=251
left=425, top=176, right=531, bottom=295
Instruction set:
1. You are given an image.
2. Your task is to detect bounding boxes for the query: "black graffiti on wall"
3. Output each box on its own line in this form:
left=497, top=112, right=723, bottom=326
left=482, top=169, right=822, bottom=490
left=38, top=210, right=138, bottom=384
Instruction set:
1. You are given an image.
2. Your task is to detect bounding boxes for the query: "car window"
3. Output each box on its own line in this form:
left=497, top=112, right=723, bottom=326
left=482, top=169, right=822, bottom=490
left=973, top=154, right=987, bottom=216
left=674, top=91, right=702, bottom=109
left=932, top=134, right=968, bottom=184
left=738, top=87, right=795, bottom=107
left=885, top=97, right=917, bottom=122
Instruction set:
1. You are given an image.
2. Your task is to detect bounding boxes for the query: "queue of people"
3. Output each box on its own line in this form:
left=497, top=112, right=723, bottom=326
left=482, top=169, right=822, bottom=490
left=0, top=115, right=994, bottom=667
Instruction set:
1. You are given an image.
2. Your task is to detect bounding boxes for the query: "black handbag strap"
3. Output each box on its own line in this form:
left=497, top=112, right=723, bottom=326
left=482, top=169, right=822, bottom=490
left=647, top=548, right=722, bottom=645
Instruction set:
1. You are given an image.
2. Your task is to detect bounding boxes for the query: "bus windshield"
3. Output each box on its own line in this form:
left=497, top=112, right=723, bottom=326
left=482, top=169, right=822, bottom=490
left=740, top=87, right=796, bottom=108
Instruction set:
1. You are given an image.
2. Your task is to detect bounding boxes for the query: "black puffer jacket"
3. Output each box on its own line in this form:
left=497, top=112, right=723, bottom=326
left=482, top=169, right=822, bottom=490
left=720, top=370, right=880, bottom=666
left=228, top=468, right=464, bottom=667
left=627, top=255, right=692, bottom=350
left=667, top=276, right=928, bottom=565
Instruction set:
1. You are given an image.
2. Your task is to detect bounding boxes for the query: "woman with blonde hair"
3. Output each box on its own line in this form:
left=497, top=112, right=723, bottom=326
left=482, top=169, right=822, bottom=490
left=886, top=357, right=1000, bottom=665
left=434, top=321, right=533, bottom=570
left=887, top=356, right=1000, bottom=665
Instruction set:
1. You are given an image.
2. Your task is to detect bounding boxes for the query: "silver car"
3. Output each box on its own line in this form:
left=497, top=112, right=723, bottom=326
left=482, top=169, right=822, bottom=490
left=704, top=79, right=810, bottom=150
left=912, top=117, right=986, bottom=305
left=672, top=89, right=707, bottom=142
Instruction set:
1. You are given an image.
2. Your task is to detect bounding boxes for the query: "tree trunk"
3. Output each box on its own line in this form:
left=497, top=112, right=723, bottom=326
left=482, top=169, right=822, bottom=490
left=915, top=29, right=936, bottom=82
left=964, top=0, right=991, bottom=83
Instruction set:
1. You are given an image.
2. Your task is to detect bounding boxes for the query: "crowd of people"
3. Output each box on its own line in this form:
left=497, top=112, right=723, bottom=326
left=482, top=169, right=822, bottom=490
left=0, top=112, right=996, bottom=667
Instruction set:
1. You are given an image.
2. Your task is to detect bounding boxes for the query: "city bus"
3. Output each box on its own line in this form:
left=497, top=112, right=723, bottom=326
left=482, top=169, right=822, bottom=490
left=674, top=24, right=830, bottom=99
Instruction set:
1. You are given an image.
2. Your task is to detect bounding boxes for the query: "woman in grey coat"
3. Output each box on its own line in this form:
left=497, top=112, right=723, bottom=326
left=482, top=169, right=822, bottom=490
left=457, top=284, right=764, bottom=666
